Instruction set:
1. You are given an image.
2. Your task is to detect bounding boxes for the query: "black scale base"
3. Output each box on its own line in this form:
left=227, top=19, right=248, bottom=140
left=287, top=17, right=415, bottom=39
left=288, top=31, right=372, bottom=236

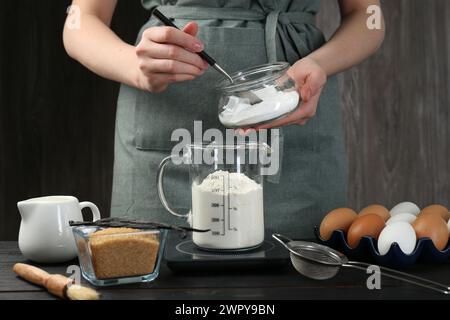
left=164, top=231, right=290, bottom=272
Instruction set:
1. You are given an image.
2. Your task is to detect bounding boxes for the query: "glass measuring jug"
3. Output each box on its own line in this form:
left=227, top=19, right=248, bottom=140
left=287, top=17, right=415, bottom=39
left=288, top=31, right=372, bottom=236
left=157, top=143, right=270, bottom=251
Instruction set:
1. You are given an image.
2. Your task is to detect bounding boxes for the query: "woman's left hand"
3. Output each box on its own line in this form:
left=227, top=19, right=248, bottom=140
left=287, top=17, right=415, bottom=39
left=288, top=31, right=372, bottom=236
left=250, top=57, right=327, bottom=131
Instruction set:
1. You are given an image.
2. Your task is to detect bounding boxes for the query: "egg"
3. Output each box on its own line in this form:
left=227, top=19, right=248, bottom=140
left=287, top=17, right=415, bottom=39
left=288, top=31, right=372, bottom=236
left=418, top=204, right=450, bottom=222
left=347, top=214, right=385, bottom=248
left=319, top=208, right=358, bottom=240
left=412, top=214, right=449, bottom=251
left=359, top=204, right=390, bottom=222
left=390, top=202, right=420, bottom=216
left=377, top=222, right=417, bottom=255
left=448, top=219, right=450, bottom=233
left=386, top=213, right=417, bottom=225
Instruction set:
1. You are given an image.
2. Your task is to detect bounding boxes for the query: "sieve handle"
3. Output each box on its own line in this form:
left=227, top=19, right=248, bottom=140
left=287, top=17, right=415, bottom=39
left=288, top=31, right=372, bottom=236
left=345, top=261, right=450, bottom=295
left=272, top=234, right=296, bottom=252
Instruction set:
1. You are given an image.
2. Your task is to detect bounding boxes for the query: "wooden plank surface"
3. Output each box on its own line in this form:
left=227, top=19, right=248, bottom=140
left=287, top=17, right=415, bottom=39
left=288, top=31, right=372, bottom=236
left=318, top=0, right=450, bottom=211
left=1, top=242, right=450, bottom=300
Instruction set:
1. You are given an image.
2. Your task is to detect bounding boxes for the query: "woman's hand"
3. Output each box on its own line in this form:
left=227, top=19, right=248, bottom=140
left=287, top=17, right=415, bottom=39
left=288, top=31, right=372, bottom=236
left=251, top=57, right=327, bottom=131
left=135, top=22, right=209, bottom=93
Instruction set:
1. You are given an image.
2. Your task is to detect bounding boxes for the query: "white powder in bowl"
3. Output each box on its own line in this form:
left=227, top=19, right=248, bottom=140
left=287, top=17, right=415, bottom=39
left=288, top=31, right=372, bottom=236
left=192, top=171, right=264, bottom=250
left=219, top=85, right=300, bottom=127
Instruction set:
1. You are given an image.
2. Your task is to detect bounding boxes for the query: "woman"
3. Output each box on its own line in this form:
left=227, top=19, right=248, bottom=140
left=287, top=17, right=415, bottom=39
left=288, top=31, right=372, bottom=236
left=64, top=0, right=384, bottom=238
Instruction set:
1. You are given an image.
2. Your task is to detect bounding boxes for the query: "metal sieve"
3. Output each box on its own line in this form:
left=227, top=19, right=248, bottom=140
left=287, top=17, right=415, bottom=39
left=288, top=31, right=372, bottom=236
left=273, top=234, right=450, bottom=295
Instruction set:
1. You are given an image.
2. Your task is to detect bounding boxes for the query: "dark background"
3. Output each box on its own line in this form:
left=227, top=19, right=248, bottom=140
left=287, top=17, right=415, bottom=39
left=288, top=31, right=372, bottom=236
left=0, top=0, right=449, bottom=240
left=0, top=0, right=148, bottom=240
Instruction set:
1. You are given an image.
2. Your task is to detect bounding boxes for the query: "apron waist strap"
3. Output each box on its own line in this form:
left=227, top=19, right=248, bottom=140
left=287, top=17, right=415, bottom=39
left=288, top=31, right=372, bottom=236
left=157, top=6, right=316, bottom=62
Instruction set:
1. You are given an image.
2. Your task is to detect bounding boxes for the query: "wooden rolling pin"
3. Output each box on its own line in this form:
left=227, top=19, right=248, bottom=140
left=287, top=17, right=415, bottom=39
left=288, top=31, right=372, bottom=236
left=13, top=263, right=99, bottom=300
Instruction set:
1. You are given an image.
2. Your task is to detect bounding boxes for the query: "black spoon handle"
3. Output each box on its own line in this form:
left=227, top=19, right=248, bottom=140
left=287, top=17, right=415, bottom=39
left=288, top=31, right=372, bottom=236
left=152, top=8, right=216, bottom=66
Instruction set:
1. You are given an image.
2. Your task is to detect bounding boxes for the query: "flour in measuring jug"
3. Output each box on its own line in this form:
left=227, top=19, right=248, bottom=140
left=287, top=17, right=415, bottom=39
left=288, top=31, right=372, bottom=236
left=191, top=171, right=265, bottom=250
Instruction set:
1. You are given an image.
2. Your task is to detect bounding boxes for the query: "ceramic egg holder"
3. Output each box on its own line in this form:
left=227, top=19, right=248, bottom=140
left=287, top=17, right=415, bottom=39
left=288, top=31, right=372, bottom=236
left=314, top=227, right=450, bottom=268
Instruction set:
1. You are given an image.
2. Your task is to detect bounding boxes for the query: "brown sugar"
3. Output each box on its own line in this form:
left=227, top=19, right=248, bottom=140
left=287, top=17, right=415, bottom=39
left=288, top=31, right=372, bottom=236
left=89, top=228, right=160, bottom=280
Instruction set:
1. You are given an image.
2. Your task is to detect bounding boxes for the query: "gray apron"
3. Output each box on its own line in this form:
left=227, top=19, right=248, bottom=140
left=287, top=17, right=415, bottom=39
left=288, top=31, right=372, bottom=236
left=111, top=0, right=347, bottom=238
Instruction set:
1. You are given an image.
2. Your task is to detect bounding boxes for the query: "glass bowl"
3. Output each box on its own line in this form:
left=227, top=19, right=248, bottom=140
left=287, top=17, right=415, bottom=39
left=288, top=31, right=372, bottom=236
left=72, top=226, right=167, bottom=286
left=217, top=62, right=300, bottom=128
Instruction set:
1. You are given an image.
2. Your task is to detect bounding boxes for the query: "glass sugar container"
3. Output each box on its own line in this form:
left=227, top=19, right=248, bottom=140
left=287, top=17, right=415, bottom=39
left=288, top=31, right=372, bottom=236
left=217, top=62, right=301, bottom=128
left=72, top=226, right=167, bottom=286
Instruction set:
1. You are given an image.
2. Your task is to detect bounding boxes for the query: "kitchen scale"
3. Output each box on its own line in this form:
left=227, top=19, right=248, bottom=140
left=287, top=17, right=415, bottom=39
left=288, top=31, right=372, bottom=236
left=164, top=231, right=290, bottom=272
left=159, top=143, right=290, bottom=271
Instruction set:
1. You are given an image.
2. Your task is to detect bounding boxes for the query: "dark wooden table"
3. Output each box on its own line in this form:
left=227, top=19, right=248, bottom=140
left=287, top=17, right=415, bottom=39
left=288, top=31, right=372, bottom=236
left=1, top=242, right=450, bottom=300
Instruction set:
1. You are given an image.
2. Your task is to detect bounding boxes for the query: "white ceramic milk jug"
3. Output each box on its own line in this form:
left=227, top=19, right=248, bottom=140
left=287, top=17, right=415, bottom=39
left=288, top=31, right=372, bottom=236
left=18, top=196, right=101, bottom=263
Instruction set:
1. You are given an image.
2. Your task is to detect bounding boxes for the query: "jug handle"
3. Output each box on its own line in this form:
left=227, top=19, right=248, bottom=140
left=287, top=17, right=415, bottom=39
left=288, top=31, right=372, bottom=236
left=157, top=156, right=191, bottom=222
left=79, top=202, right=101, bottom=222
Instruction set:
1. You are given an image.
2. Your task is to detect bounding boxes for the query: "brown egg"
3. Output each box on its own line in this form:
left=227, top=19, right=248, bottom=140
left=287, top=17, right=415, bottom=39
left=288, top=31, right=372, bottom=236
left=319, top=208, right=358, bottom=240
left=412, top=214, right=449, bottom=251
left=347, top=214, right=385, bottom=249
left=418, top=204, right=450, bottom=222
left=359, top=204, right=390, bottom=222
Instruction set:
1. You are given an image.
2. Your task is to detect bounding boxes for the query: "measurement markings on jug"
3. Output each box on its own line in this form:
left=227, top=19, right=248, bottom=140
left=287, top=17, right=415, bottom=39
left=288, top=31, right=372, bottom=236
left=223, top=175, right=227, bottom=236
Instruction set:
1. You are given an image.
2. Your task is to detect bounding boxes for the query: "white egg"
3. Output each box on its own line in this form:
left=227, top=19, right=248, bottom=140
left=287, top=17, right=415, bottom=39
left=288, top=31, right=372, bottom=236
left=377, top=222, right=417, bottom=255
left=390, top=202, right=420, bottom=216
left=448, top=219, right=450, bottom=233
left=386, top=213, right=417, bottom=225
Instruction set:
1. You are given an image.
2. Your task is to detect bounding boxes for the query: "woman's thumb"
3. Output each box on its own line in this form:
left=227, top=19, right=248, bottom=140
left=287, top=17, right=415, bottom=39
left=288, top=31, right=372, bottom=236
left=183, top=22, right=199, bottom=37
left=301, top=70, right=325, bottom=102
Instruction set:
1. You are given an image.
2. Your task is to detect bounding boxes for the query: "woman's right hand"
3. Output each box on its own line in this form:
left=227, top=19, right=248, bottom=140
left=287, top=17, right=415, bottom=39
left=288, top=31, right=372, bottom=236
left=135, top=22, right=209, bottom=93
